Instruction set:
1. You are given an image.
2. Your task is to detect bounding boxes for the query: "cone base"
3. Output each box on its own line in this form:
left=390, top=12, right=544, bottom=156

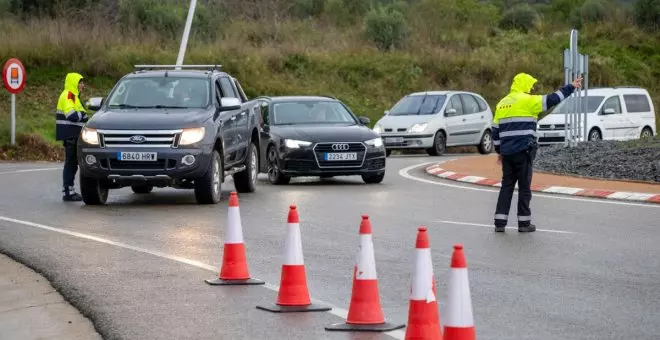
left=325, top=321, right=405, bottom=332
left=256, top=303, right=332, bottom=313
left=205, top=277, right=265, bottom=286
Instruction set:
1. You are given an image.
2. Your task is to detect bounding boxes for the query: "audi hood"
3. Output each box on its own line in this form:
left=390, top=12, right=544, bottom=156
left=271, top=124, right=379, bottom=143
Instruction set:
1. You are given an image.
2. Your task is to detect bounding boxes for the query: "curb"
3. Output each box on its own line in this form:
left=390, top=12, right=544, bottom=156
left=424, top=163, right=660, bottom=205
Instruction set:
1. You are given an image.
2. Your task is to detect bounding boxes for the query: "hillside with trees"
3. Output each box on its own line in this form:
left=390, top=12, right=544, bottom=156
left=1, top=0, right=659, bottom=160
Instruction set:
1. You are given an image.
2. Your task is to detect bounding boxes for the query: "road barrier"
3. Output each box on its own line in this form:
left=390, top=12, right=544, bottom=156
left=207, top=192, right=477, bottom=338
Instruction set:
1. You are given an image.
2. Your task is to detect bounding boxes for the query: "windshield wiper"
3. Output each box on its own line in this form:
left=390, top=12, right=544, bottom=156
left=108, top=104, right=141, bottom=109
left=137, top=105, right=189, bottom=109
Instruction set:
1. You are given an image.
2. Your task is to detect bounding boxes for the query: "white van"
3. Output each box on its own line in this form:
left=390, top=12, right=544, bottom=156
left=537, top=87, right=656, bottom=145
left=372, top=91, right=494, bottom=156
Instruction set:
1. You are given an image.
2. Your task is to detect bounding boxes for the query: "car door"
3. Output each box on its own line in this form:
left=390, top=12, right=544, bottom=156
left=622, top=94, right=652, bottom=139
left=215, top=78, right=237, bottom=162
left=598, top=95, right=626, bottom=140
left=459, top=93, right=486, bottom=144
left=444, top=94, right=469, bottom=145
left=220, top=76, right=249, bottom=159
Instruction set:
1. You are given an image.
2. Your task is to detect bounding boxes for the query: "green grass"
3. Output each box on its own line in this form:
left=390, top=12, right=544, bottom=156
left=1, top=0, right=659, bottom=160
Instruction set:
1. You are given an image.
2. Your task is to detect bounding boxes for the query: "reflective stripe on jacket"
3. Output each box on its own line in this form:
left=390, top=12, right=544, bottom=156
left=492, top=73, right=575, bottom=155
left=55, top=72, right=88, bottom=141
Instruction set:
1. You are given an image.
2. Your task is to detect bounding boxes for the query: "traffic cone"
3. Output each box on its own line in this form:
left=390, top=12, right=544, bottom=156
left=443, top=244, right=476, bottom=340
left=405, top=226, right=443, bottom=340
left=205, top=192, right=265, bottom=286
left=256, top=205, right=331, bottom=313
left=325, top=215, right=405, bottom=332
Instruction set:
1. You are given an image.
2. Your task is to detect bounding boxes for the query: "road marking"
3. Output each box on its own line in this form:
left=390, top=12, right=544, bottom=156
left=433, top=220, right=576, bottom=234
left=399, top=162, right=660, bottom=208
left=0, top=167, right=60, bottom=175
left=0, top=215, right=406, bottom=340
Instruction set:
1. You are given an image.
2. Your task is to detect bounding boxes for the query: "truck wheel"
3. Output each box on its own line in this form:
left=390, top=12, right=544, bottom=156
left=362, top=172, right=385, bottom=184
left=131, top=184, right=153, bottom=194
left=194, top=150, right=222, bottom=204
left=80, top=174, right=108, bottom=205
left=233, top=142, right=258, bottom=193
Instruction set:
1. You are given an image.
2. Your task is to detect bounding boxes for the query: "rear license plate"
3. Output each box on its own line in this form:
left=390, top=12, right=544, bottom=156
left=324, top=152, right=357, bottom=161
left=117, top=152, right=157, bottom=161
left=385, top=137, right=404, bottom=143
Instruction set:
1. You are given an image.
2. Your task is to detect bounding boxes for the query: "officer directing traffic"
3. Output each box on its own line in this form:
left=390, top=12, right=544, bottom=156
left=55, top=72, right=89, bottom=202
left=492, top=73, right=582, bottom=232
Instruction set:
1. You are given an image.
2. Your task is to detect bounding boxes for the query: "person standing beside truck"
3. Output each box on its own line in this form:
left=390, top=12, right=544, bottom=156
left=55, top=72, right=89, bottom=202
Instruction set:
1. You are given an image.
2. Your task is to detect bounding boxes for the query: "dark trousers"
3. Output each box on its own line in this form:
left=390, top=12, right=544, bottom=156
left=494, top=147, right=537, bottom=227
left=62, top=139, right=79, bottom=191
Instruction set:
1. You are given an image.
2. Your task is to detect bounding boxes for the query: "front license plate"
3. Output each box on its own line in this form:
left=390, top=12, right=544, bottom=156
left=385, top=137, right=404, bottom=143
left=117, top=152, right=157, bottom=161
left=545, top=132, right=560, bottom=137
left=324, top=152, right=357, bottom=161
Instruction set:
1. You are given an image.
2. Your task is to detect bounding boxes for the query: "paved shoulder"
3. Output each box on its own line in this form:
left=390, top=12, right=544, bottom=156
left=0, top=252, right=102, bottom=340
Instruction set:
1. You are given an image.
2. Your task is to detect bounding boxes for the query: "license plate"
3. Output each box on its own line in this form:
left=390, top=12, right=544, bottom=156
left=117, top=152, right=157, bottom=161
left=545, top=132, right=560, bottom=137
left=385, top=137, right=404, bottom=143
left=324, top=152, right=357, bottom=161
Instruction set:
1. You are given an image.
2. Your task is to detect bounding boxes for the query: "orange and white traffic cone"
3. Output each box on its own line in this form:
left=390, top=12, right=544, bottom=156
left=326, top=215, right=405, bottom=332
left=256, top=205, right=331, bottom=313
left=205, top=192, right=264, bottom=286
left=443, top=244, right=475, bottom=340
left=405, top=226, right=443, bottom=340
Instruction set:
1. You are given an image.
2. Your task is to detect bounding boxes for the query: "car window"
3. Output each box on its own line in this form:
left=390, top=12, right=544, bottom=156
left=106, top=76, right=210, bottom=109
left=260, top=100, right=269, bottom=125
left=446, top=95, right=464, bottom=116
left=460, top=94, right=480, bottom=114
left=272, top=101, right=358, bottom=125
left=388, top=95, right=446, bottom=116
left=219, top=77, right=238, bottom=98
left=475, top=96, right=489, bottom=111
left=602, top=95, right=622, bottom=114
left=623, top=94, right=651, bottom=113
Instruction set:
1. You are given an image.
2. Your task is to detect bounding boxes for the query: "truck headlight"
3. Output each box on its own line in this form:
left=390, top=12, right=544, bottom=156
left=409, top=123, right=428, bottom=133
left=365, top=137, right=383, bottom=148
left=373, top=124, right=383, bottom=134
left=284, top=139, right=312, bottom=149
left=81, top=127, right=99, bottom=145
left=180, top=127, right=206, bottom=145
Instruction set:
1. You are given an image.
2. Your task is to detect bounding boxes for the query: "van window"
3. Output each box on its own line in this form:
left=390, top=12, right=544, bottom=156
left=623, top=94, right=651, bottom=113
left=388, top=94, right=446, bottom=116
left=549, top=96, right=604, bottom=114
left=602, top=96, right=622, bottom=114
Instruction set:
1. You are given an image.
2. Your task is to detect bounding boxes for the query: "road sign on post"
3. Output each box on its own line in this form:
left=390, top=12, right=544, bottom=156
left=560, top=30, right=590, bottom=148
left=3, top=58, right=26, bottom=145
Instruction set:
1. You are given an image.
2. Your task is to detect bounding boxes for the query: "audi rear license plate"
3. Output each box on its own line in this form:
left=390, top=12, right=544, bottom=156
left=324, top=152, right=357, bottom=161
left=117, top=152, right=157, bottom=161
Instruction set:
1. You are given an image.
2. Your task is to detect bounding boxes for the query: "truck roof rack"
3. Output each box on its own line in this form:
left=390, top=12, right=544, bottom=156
left=134, top=64, right=223, bottom=72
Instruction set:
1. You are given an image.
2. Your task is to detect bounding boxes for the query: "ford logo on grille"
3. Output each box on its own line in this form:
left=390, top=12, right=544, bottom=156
left=129, top=135, right=146, bottom=143
left=331, top=143, right=350, bottom=151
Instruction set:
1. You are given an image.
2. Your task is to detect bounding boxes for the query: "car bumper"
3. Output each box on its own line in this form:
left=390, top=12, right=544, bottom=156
left=380, top=134, right=435, bottom=149
left=537, top=130, right=586, bottom=145
left=77, top=144, right=214, bottom=186
left=276, top=142, right=386, bottom=177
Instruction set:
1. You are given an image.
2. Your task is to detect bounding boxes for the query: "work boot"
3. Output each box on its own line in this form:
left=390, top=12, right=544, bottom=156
left=494, top=224, right=506, bottom=232
left=62, top=186, right=82, bottom=202
left=518, top=224, right=536, bottom=233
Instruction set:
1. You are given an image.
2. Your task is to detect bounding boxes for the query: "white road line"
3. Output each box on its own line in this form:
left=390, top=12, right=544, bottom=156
left=0, top=215, right=405, bottom=340
left=0, top=167, right=60, bottom=175
left=434, top=220, right=576, bottom=234
left=399, top=161, right=660, bottom=208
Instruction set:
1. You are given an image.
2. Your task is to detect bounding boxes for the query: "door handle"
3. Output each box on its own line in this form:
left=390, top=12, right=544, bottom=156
left=462, top=118, right=466, bottom=121
left=231, top=116, right=236, bottom=121
left=481, top=115, right=484, bottom=119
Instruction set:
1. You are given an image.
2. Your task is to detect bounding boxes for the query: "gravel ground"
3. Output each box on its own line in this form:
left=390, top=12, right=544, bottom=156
left=536, top=137, right=660, bottom=183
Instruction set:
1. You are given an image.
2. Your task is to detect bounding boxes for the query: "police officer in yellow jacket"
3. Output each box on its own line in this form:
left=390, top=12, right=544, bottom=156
left=55, top=72, right=89, bottom=201
left=492, top=73, right=582, bottom=232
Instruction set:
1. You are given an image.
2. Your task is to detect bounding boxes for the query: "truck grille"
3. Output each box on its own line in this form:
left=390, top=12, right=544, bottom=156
left=97, top=129, right=182, bottom=148
left=313, top=142, right=366, bottom=168
left=539, top=124, right=566, bottom=130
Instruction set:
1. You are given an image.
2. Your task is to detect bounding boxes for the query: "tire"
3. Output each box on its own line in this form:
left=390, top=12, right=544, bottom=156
left=80, top=174, right=108, bottom=205
left=426, top=130, right=446, bottom=156
left=588, top=128, right=601, bottom=141
left=194, top=150, right=223, bottom=204
left=266, top=145, right=290, bottom=185
left=640, top=127, right=653, bottom=140
left=362, top=172, right=385, bottom=184
left=477, top=130, right=493, bottom=154
left=131, top=184, right=153, bottom=194
left=233, top=142, right=258, bottom=193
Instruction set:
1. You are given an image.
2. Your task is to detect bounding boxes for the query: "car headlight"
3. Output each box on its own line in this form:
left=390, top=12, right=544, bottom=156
left=409, top=123, right=428, bottom=133
left=284, top=139, right=312, bottom=149
left=180, top=127, right=206, bottom=145
left=373, top=124, right=383, bottom=134
left=81, top=127, right=99, bottom=145
left=365, top=137, right=383, bottom=148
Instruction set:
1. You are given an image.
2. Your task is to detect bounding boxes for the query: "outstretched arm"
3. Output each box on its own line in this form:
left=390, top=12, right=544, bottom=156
left=530, top=76, right=583, bottom=114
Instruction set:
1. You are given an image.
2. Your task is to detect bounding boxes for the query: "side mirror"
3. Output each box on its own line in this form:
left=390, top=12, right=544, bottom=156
left=384, top=110, right=390, bottom=116
left=445, top=108, right=457, bottom=116
left=219, top=97, right=241, bottom=111
left=359, top=116, right=371, bottom=125
left=602, top=108, right=615, bottom=115
left=86, top=97, right=104, bottom=111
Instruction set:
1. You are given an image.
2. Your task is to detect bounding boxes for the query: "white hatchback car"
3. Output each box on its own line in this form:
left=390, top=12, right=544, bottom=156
left=537, top=86, right=656, bottom=144
left=372, top=91, right=494, bottom=156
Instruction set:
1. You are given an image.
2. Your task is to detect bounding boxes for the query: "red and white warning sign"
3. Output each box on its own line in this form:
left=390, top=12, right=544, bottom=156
left=3, top=58, right=26, bottom=94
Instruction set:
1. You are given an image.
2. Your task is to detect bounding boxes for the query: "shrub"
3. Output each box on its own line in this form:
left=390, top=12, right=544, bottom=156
left=634, top=0, right=660, bottom=31
left=499, top=4, right=539, bottom=33
left=364, top=6, right=410, bottom=50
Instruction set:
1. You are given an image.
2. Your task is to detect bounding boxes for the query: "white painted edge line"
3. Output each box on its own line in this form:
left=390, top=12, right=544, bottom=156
left=0, top=215, right=406, bottom=340
left=456, top=176, right=486, bottom=183
left=0, top=167, right=60, bottom=175
left=400, top=161, right=659, bottom=208
left=606, top=191, right=657, bottom=201
left=542, top=186, right=584, bottom=195
left=434, top=220, right=576, bottom=235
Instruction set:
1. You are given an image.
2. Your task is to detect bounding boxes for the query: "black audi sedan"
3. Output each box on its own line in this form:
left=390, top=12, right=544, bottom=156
left=254, top=96, right=386, bottom=184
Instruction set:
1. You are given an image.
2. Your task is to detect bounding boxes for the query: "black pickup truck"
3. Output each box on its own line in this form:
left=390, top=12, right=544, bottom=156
left=77, top=65, right=262, bottom=205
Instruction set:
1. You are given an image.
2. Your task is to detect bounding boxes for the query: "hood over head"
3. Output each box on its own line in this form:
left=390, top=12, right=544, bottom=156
left=510, top=73, right=537, bottom=94
left=64, top=72, right=84, bottom=96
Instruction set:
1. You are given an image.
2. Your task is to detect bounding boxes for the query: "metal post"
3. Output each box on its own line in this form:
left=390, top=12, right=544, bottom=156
left=563, top=49, right=570, bottom=147
left=570, top=30, right=578, bottom=147
left=578, top=54, right=584, bottom=143
left=175, top=0, right=198, bottom=69
left=583, top=55, right=589, bottom=141
left=10, top=94, right=16, bottom=145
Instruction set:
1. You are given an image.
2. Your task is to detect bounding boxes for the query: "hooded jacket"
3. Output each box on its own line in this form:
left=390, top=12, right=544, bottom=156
left=492, top=73, right=575, bottom=155
left=55, top=72, right=89, bottom=141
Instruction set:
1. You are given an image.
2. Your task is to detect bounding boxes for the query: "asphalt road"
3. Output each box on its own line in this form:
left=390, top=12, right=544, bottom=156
left=1, top=155, right=659, bottom=340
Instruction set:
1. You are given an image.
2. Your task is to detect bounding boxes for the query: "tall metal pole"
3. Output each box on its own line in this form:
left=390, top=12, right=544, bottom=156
left=10, top=94, right=16, bottom=145
left=584, top=55, right=589, bottom=141
left=563, top=49, right=570, bottom=147
left=570, top=30, right=578, bottom=147
left=175, top=0, right=198, bottom=70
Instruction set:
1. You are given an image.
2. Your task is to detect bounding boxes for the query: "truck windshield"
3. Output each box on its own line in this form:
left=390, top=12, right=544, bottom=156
left=272, top=101, right=358, bottom=125
left=549, top=96, right=604, bottom=114
left=105, top=76, right=211, bottom=109
left=388, top=94, right=446, bottom=116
